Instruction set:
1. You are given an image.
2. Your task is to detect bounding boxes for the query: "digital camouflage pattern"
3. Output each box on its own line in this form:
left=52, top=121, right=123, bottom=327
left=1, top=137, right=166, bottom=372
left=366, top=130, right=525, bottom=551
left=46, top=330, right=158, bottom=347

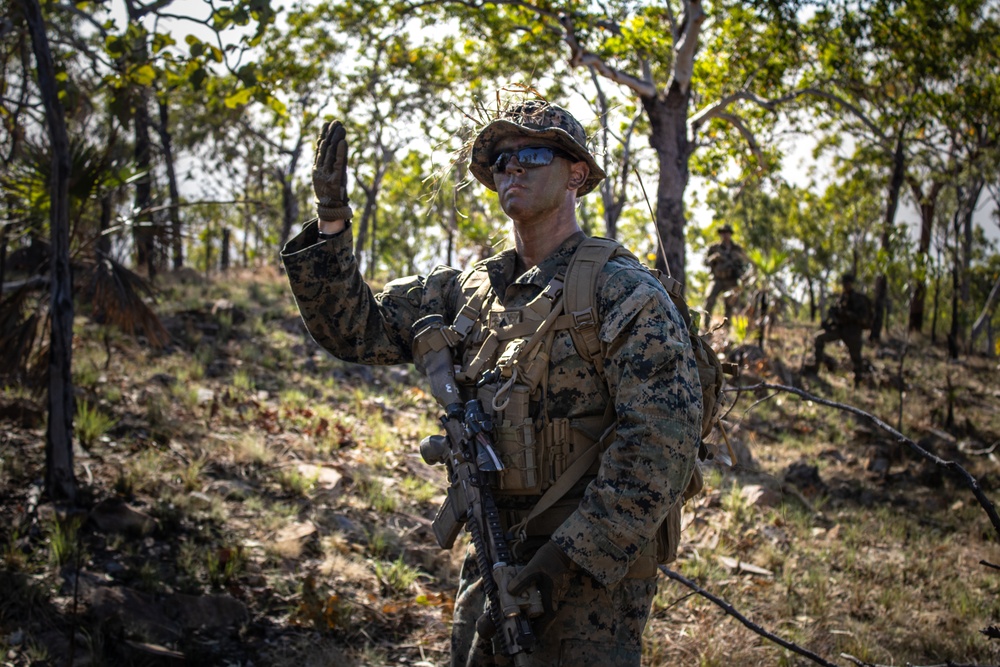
left=469, top=100, right=606, bottom=196
left=451, top=551, right=656, bottom=667
left=281, top=224, right=702, bottom=665
left=704, top=240, right=748, bottom=320
left=813, top=286, right=873, bottom=381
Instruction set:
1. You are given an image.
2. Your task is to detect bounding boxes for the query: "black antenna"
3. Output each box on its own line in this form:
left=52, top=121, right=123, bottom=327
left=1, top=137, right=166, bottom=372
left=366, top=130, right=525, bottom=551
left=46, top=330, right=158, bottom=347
left=633, top=167, right=672, bottom=278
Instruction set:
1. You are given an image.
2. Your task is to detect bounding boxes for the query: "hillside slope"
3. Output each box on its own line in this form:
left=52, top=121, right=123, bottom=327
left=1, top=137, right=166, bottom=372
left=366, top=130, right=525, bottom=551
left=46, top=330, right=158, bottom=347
left=1, top=267, right=998, bottom=666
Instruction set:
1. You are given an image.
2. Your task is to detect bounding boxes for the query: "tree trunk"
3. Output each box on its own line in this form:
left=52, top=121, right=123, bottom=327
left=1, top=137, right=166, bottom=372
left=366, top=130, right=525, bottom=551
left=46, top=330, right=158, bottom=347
left=961, top=179, right=983, bottom=305
left=277, top=142, right=302, bottom=250
left=133, top=94, right=155, bottom=278
left=221, top=228, right=231, bottom=272
left=871, top=135, right=907, bottom=342
left=24, top=0, right=76, bottom=502
left=907, top=182, right=941, bottom=332
left=807, top=276, right=816, bottom=321
left=156, top=98, right=184, bottom=270
left=643, top=87, right=691, bottom=284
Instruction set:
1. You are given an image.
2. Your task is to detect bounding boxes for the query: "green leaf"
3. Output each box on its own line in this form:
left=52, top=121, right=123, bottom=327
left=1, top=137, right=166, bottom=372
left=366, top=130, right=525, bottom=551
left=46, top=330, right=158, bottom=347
left=224, top=87, right=255, bottom=108
left=132, top=65, right=156, bottom=86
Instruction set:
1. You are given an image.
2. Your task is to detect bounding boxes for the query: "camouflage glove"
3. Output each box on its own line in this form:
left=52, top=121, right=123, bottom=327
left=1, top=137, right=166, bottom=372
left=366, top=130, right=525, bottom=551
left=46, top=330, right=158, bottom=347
left=312, top=120, right=353, bottom=222
left=508, top=540, right=573, bottom=633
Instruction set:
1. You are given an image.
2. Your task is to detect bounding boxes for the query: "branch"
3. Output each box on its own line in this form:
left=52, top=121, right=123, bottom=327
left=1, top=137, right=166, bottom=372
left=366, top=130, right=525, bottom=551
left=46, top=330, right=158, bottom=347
left=841, top=654, right=991, bottom=667
left=658, top=566, right=841, bottom=667
left=709, top=111, right=764, bottom=168
left=672, top=0, right=706, bottom=94
left=737, top=382, right=1000, bottom=540
left=689, top=87, right=891, bottom=152
left=571, top=53, right=657, bottom=98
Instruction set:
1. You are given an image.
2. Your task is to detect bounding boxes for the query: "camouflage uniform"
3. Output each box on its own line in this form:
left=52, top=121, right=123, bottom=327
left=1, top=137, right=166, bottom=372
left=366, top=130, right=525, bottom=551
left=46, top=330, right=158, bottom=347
left=703, top=237, right=747, bottom=322
left=811, top=279, right=872, bottom=383
left=284, top=100, right=702, bottom=666
left=282, top=226, right=702, bottom=666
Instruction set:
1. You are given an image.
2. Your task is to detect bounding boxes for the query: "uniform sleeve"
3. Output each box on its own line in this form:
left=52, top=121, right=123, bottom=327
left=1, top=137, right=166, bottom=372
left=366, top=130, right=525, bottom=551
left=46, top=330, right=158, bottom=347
left=551, top=264, right=703, bottom=586
left=281, top=219, right=461, bottom=365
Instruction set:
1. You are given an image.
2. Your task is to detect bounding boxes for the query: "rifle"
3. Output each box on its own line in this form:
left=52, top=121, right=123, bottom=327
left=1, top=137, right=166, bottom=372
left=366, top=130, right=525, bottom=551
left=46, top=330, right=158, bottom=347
left=411, top=315, right=543, bottom=664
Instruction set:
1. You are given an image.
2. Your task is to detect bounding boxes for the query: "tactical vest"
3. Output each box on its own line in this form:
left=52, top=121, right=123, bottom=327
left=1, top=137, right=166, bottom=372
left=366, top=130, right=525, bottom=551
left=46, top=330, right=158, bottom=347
left=434, top=237, right=729, bottom=563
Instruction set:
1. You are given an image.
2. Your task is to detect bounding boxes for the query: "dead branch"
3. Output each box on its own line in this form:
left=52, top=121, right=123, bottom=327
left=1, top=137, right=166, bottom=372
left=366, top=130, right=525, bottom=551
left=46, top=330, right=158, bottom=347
left=735, top=382, right=1000, bottom=541
left=842, top=653, right=989, bottom=667
left=658, top=565, right=840, bottom=667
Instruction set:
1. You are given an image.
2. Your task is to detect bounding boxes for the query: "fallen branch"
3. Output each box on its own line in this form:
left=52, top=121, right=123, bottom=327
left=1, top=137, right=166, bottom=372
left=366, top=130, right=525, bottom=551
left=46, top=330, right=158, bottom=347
left=735, top=382, right=1000, bottom=541
left=841, top=653, right=989, bottom=667
left=658, top=565, right=840, bottom=667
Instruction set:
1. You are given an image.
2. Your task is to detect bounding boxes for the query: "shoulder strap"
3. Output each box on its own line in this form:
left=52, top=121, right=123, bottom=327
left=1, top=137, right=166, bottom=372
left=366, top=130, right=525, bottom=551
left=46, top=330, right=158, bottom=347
left=563, top=237, right=632, bottom=378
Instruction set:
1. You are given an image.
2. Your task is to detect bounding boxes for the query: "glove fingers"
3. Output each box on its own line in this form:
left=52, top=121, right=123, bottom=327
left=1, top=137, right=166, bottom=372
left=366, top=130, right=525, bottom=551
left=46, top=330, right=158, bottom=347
left=335, top=138, right=348, bottom=199
left=313, top=121, right=337, bottom=169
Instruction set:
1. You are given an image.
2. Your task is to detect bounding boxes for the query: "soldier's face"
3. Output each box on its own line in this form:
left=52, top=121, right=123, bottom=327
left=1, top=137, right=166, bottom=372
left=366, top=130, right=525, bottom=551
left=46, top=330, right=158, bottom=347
left=491, top=136, right=580, bottom=222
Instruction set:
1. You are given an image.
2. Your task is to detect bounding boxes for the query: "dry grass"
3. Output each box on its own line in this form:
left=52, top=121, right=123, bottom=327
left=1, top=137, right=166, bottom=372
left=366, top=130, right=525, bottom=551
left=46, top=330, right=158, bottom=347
left=0, top=268, right=997, bottom=666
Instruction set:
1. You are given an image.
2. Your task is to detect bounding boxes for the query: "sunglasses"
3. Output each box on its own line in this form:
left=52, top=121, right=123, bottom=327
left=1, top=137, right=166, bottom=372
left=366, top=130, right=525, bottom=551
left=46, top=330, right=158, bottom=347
left=490, top=146, right=576, bottom=173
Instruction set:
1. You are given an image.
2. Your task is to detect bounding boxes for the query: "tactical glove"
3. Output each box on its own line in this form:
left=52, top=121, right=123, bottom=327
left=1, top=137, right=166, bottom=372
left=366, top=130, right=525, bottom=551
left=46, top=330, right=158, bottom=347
left=507, top=540, right=573, bottom=634
left=312, top=120, right=353, bottom=222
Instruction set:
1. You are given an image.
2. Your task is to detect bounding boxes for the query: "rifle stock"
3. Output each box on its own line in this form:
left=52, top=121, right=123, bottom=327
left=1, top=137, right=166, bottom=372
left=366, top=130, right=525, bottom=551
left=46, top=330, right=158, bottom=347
left=412, top=315, right=543, bottom=663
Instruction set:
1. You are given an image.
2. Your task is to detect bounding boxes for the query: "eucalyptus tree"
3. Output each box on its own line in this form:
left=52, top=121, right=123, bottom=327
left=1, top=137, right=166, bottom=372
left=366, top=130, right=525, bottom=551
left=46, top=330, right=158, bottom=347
left=803, top=0, right=998, bottom=340
left=380, top=0, right=813, bottom=284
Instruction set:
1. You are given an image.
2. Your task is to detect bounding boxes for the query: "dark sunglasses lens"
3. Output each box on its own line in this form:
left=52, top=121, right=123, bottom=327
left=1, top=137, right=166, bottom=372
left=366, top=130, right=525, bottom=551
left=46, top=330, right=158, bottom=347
left=516, top=146, right=555, bottom=167
left=490, top=146, right=560, bottom=173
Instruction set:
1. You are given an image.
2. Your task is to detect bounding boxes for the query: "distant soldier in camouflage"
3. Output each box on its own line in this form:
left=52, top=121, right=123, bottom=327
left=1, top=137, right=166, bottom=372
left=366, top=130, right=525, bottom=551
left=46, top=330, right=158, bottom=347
left=703, top=224, right=748, bottom=325
left=805, top=272, right=873, bottom=386
left=281, top=100, right=703, bottom=666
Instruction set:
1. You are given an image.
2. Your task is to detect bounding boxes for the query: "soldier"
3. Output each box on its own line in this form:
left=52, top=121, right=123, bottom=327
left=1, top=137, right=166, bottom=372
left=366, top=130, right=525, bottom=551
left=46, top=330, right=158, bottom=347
left=805, top=272, right=873, bottom=386
left=281, top=100, right=703, bottom=666
left=703, top=224, right=749, bottom=325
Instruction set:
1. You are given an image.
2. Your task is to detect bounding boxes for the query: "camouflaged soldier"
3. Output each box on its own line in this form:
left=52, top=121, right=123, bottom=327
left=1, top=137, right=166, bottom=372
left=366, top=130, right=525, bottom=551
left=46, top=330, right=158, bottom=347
left=805, top=272, right=873, bottom=386
left=703, top=224, right=749, bottom=324
left=281, top=100, right=703, bottom=666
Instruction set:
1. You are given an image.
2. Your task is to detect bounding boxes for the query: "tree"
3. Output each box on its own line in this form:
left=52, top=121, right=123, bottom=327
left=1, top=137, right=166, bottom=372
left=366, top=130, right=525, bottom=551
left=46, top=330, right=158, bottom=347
left=20, top=0, right=76, bottom=501
left=386, top=1, right=811, bottom=283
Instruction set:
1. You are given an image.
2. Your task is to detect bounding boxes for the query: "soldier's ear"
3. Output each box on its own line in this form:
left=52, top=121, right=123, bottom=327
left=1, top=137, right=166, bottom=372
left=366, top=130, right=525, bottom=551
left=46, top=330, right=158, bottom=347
left=567, top=162, right=589, bottom=192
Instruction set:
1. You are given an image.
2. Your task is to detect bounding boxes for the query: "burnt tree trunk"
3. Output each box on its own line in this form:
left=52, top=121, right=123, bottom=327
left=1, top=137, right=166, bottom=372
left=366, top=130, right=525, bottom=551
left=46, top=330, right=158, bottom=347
left=23, top=0, right=76, bottom=501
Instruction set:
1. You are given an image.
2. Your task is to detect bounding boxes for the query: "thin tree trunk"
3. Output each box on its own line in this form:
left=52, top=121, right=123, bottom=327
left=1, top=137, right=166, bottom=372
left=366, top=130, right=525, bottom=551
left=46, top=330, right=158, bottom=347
left=908, top=182, right=941, bottom=332
left=931, top=238, right=943, bottom=345
left=221, top=228, right=230, bottom=272
left=277, top=141, right=302, bottom=250
left=23, top=0, right=76, bottom=502
left=156, top=98, right=183, bottom=270
left=871, top=135, right=907, bottom=342
left=133, top=95, right=155, bottom=278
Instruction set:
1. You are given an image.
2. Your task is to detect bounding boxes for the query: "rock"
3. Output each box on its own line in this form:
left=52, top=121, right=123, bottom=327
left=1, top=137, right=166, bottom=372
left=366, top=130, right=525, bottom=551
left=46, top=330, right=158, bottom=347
left=783, top=461, right=827, bottom=498
left=163, top=592, right=249, bottom=631
left=86, top=586, right=182, bottom=643
left=89, top=498, right=157, bottom=536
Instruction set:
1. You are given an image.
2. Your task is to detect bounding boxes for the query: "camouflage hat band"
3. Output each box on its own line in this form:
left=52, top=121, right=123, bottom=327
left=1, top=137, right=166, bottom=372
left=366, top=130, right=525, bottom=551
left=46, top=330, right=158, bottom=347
left=470, top=102, right=606, bottom=196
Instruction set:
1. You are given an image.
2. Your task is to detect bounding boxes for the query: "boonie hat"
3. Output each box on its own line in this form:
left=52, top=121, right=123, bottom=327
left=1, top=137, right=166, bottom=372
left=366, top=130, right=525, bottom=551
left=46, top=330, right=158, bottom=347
left=470, top=100, right=606, bottom=196
left=718, top=224, right=734, bottom=234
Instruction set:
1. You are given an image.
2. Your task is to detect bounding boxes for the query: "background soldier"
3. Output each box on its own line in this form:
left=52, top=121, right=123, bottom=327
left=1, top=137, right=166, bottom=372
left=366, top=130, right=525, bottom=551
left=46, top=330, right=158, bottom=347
left=281, top=100, right=703, bottom=666
left=805, top=272, right=873, bottom=386
left=703, top=224, right=748, bottom=325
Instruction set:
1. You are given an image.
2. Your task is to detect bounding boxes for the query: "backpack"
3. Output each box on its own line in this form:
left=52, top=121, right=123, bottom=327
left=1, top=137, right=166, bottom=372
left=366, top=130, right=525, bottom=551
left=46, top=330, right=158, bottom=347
left=563, top=238, right=730, bottom=447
